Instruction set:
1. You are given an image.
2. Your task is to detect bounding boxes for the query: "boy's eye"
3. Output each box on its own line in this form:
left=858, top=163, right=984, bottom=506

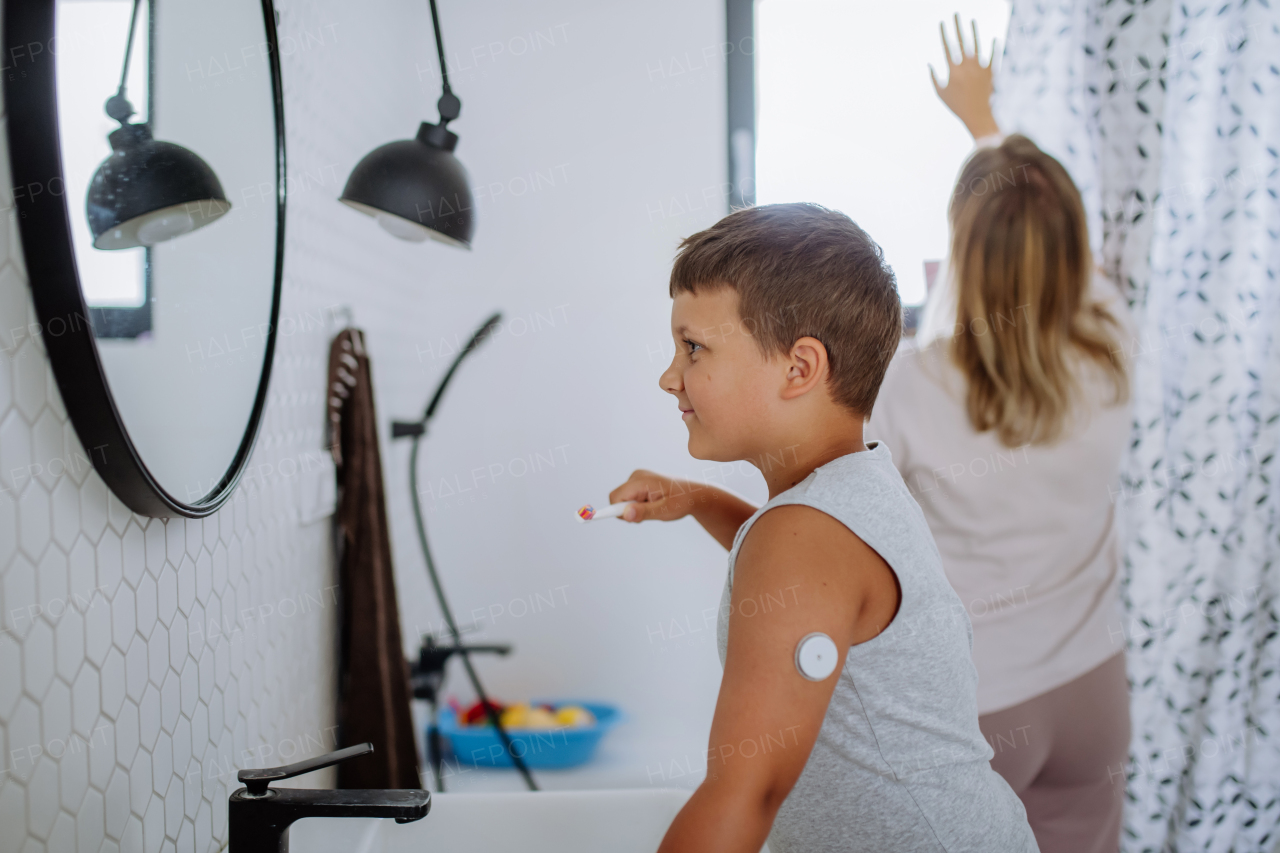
left=684, top=339, right=702, bottom=355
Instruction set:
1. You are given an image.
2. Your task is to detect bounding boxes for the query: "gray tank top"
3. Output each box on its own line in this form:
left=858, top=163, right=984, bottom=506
left=716, top=443, right=1038, bottom=853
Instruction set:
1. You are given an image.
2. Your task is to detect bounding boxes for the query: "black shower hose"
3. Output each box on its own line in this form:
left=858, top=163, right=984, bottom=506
left=403, top=314, right=538, bottom=791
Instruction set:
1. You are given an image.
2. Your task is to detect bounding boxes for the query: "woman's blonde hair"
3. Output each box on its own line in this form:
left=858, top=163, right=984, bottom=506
left=946, top=134, right=1128, bottom=447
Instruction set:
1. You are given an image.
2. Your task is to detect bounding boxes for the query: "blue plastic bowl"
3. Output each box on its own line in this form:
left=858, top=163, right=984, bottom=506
left=439, top=700, right=622, bottom=769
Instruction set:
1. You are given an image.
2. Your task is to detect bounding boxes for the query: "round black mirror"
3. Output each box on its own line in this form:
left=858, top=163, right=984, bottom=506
left=3, top=0, right=285, bottom=517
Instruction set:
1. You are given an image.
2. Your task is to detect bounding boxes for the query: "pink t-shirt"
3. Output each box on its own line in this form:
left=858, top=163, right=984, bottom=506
left=867, top=279, right=1132, bottom=714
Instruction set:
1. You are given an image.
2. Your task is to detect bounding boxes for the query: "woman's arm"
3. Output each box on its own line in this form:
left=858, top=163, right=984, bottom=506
left=657, top=505, right=893, bottom=852
left=609, top=470, right=756, bottom=551
left=930, top=14, right=1001, bottom=140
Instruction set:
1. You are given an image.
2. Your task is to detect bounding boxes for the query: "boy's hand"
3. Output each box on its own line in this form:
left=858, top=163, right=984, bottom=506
left=608, top=470, right=698, bottom=523
left=929, top=14, right=1001, bottom=140
left=608, top=470, right=757, bottom=550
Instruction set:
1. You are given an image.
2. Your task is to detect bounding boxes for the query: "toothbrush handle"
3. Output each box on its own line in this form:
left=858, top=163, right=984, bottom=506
left=592, top=502, right=630, bottom=521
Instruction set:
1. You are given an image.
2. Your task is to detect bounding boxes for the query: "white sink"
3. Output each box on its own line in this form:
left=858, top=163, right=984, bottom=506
left=291, top=788, right=693, bottom=853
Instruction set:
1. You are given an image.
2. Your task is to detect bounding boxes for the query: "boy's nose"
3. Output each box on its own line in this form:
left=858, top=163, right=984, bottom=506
left=659, top=360, right=683, bottom=395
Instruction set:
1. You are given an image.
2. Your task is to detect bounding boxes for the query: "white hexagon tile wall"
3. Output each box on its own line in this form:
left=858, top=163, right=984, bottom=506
left=0, top=173, right=340, bottom=853
left=0, top=4, right=405, bottom=853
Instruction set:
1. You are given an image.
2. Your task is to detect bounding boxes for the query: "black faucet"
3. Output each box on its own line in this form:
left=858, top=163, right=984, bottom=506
left=229, top=743, right=430, bottom=853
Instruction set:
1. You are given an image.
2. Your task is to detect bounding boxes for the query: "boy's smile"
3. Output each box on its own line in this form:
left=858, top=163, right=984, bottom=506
left=661, top=288, right=776, bottom=462
left=659, top=284, right=869, bottom=496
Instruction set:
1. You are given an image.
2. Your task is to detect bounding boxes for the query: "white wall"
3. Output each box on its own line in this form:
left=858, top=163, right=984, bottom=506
left=0, top=0, right=733, bottom=850
left=362, top=0, right=740, bottom=787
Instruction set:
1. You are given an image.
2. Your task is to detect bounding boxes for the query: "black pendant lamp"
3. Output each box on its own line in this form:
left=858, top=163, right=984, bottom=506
left=87, top=0, right=230, bottom=250
left=340, top=0, right=473, bottom=248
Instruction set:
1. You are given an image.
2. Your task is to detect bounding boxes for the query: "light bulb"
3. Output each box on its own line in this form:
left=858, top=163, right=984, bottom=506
left=376, top=212, right=431, bottom=242
left=136, top=208, right=196, bottom=246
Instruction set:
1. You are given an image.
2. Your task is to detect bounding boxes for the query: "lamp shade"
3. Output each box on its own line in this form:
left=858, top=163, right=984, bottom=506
left=340, top=121, right=473, bottom=249
left=87, top=123, right=231, bottom=250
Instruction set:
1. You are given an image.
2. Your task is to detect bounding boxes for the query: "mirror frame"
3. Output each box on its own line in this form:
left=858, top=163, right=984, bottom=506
left=3, top=0, right=286, bottom=518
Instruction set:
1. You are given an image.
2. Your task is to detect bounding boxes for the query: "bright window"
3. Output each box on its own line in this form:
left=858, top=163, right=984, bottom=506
left=754, top=0, right=1010, bottom=305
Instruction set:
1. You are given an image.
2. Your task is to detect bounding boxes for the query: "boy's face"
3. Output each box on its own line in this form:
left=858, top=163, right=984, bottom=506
left=661, top=289, right=780, bottom=461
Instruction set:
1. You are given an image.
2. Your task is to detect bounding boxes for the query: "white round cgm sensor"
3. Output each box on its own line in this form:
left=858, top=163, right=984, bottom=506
left=795, top=632, right=839, bottom=681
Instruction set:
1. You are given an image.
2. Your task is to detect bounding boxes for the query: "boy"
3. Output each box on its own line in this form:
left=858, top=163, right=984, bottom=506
left=609, top=204, right=1038, bottom=852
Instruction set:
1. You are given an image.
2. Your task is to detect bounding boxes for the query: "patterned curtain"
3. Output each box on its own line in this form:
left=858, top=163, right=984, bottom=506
left=993, top=2, right=1280, bottom=850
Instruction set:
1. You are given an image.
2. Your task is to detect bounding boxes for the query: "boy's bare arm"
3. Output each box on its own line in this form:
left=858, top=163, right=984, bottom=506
left=609, top=470, right=757, bottom=550
left=656, top=505, right=899, bottom=853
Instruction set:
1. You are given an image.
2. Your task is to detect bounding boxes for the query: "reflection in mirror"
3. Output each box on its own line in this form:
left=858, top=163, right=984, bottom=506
left=85, top=0, right=231, bottom=253
left=57, top=0, right=152, bottom=336
left=54, top=0, right=280, bottom=505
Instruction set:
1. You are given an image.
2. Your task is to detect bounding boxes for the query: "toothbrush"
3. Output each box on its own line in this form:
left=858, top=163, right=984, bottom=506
left=576, top=502, right=630, bottom=523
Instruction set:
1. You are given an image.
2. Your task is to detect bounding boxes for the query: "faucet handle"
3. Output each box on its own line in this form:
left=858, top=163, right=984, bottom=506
left=237, top=743, right=374, bottom=796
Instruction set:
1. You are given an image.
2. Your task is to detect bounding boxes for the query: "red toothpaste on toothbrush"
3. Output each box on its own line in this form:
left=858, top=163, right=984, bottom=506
left=576, top=502, right=629, bottom=523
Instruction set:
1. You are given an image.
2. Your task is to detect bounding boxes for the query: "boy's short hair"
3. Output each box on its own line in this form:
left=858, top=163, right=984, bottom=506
left=670, top=203, right=902, bottom=416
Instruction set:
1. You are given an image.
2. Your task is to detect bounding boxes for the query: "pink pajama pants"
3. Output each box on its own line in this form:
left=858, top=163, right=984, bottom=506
left=978, top=652, right=1130, bottom=853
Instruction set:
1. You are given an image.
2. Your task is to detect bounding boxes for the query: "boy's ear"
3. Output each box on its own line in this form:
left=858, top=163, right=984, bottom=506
left=780, top=336, right=830, bottom=400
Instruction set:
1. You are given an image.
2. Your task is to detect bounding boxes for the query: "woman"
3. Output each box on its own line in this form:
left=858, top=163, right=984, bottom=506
left=868, top=17, right=1133, bottom=853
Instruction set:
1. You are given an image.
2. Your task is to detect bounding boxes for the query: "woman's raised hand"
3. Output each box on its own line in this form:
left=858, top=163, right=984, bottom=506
left=929, top=14, right=1001, bottom=140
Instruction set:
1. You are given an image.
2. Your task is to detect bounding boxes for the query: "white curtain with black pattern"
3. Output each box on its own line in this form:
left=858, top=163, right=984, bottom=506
left=992, top=2, right=1280, bottom=850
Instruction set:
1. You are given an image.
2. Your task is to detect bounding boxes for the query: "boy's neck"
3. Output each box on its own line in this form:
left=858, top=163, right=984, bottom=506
left=756, top=419, right=869, bottom=499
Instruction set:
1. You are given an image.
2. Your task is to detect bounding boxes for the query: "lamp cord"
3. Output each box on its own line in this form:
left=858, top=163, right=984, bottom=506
left=404, top=314, right=537, bottom=791
left=105, top=0, right=143, bottom=123
left=427, top=0, right=452, bottom=96
left=117, top=0, right=143, bottom=96
left=426, top=0, right=461, bottom=126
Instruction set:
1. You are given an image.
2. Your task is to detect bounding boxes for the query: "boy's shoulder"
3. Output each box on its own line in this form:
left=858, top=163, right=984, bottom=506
left=769, top=446, right=906, bottom=521
left=805, top=447, right=936, bottom=546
